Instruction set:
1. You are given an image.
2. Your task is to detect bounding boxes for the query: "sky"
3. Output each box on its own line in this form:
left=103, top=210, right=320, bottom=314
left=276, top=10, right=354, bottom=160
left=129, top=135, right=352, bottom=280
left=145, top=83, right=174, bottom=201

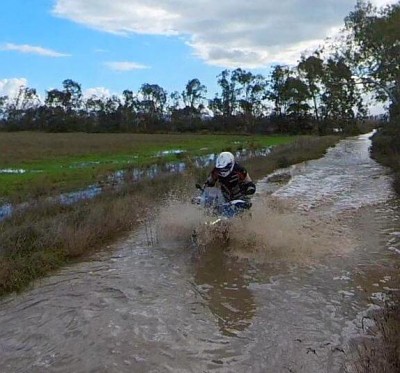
left=0, top=0, right=396, bottom=112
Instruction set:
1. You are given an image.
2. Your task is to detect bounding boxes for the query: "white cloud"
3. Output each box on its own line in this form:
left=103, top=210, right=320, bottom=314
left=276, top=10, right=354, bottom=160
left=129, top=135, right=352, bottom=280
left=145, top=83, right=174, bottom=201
left=0, top=78, right=28, bottom=98
left=372, top=0, right=398, bottom=6
left=104, top=61, right=149, bottom=71
left=53, top=1, right=180, bottom=35
left=83, top=87, right=112, bottom=98
left=1, top=43, right=70, bottom=57
left=53, top=0, right=395, bottom=68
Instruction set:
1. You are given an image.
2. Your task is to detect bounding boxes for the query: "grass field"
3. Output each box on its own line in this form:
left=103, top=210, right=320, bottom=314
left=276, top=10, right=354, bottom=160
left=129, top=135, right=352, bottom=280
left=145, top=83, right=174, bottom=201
left=0, top=132, right=294, bottom=201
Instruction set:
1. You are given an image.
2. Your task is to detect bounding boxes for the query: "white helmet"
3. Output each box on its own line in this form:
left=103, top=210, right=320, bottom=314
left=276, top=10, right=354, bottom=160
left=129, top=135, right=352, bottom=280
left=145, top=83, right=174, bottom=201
left=215, top=151, right=235, bottom=177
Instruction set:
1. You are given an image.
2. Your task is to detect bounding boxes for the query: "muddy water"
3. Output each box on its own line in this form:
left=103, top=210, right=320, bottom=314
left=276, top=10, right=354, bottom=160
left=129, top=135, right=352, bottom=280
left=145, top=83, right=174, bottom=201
left=1, top=134, right=399, bottom=373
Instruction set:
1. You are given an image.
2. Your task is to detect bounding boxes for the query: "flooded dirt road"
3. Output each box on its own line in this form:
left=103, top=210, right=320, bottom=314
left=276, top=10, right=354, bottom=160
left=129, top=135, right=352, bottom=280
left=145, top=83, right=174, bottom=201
left=0, top=133, right=399, bottom=372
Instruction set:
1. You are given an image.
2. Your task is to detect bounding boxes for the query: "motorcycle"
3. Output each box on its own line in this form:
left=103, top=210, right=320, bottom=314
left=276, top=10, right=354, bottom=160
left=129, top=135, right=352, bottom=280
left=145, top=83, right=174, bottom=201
left=191, top=183, right=252, bottom=247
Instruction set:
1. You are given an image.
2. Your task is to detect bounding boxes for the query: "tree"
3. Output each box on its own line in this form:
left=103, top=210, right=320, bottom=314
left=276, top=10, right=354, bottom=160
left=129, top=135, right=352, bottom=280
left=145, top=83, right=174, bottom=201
left=320, top=56, right=365, bottom=132
left=298, top=54, right=325, bottom=121
left=208, top=97, right=223, bottom=117
left=17, top=87, right=40, bottom=111
left=45, top=89, right=67, bottom=109
left=345, top=1, right=400, bottom=119
left=138, top=83, right=167, bottom=117
left=216, top=69, right=239, bottom=116
left=85, top=95, right=105, bottom=116
left=122, top=89, right=135, bottom=110
left=232, top=68, right=268, bottom=119
left=62, top=79, right=82, bottom=112
left=169, top=91, right=182, bottom=113
left=266, top=65, right=292, bottom=117
left=6, top=86, right=41, bottom=126
left=283, top=77, right=311, bottom=119
left=182, top=78, right=207, bottom=110
left=45, top=80, right=82, bottom=113
left=120, top=89, right=139, bottom=130
left=0, top=96, right=7, bottom=120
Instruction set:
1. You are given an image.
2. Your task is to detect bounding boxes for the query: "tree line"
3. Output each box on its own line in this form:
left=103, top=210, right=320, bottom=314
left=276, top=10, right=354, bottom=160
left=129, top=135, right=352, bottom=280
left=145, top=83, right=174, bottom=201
left=0, top=1, right=398, bottom=134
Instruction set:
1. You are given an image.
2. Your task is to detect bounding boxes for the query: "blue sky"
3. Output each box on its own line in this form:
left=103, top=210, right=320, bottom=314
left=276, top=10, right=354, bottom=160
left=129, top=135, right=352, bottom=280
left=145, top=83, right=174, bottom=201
left=0, top=0, right=396, bottom=109
left=0, top=0, right=222, bottom=97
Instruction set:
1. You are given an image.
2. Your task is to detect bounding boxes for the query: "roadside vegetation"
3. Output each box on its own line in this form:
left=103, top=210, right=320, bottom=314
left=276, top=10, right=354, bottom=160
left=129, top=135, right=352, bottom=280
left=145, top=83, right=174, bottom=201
left=349, top=295, right=400, bottom=373
left=364, top=125, right=400, bottom=373
left=371, top=122, right=400, bottom=194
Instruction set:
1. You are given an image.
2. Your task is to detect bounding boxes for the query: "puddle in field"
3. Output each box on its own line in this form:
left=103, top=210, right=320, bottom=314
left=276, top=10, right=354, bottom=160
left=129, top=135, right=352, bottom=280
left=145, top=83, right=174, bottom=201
left=0, top=147, right=272, bottom=220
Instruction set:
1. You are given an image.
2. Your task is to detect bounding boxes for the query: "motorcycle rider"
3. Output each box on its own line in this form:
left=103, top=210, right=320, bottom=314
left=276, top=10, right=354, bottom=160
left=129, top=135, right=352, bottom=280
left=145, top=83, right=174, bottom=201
left=204, top=151, right=256, bottom=202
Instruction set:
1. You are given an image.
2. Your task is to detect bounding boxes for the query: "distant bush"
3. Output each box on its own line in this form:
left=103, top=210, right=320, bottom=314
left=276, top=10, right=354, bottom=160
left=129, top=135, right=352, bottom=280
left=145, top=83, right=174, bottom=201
left=371, top=120, right=400, bottom=194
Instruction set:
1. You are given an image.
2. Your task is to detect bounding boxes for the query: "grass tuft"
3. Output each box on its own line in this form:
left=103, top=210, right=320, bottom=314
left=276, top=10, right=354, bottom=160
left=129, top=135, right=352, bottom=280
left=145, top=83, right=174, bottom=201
left=349, top=294, right=400, bottom=373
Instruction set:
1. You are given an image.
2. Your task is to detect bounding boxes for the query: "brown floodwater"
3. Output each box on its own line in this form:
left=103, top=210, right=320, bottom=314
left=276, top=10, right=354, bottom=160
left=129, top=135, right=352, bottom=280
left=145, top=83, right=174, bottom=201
left=0, top=133, right=399, bottom=372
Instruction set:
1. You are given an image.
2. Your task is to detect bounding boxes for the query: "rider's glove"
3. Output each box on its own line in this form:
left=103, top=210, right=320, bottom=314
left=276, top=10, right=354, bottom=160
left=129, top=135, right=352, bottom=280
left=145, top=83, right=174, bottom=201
left=244, top=182, right=256, bottom=195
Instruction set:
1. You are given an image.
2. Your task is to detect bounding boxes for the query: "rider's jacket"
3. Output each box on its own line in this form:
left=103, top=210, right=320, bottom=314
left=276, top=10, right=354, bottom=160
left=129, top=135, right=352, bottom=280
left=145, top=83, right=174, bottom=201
left=205, top=162, right=256, bottom=202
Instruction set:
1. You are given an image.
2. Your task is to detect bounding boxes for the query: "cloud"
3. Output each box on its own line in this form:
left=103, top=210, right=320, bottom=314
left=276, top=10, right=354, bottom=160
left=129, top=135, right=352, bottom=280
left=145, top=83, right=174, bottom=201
left=372, top=0, right=398, bottom=6
left=53, top=1, right=180, bottom=35
left=0, top=78, right=28, bottom=98
left=104, top=61, right=149, bottom=71
left=83, top=87, right=112, bottom=98
left=1, top=43, right=70, bottom=57
left=53, top=0, right=395, bottom=68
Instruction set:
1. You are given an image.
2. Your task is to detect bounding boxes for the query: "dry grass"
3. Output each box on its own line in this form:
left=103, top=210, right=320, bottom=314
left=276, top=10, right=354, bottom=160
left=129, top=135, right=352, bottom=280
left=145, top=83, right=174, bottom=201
left=349, top=295, right=400, bottom=373
left=0, top=132, right=188, bottom=164
left=0, top=174, right=191, bottom=296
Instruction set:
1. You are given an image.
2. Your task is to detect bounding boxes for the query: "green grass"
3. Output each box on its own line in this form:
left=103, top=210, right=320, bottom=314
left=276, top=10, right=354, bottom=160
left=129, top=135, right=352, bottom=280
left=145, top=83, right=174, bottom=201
left=0, top=132, right=294, bottom=201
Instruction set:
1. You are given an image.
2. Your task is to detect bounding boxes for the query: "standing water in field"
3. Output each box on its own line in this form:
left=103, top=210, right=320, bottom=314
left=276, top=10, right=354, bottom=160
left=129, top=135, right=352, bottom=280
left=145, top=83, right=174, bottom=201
left=0, top=133, right=399, bottom=372
left=0, top=147, right=272, bottom=221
